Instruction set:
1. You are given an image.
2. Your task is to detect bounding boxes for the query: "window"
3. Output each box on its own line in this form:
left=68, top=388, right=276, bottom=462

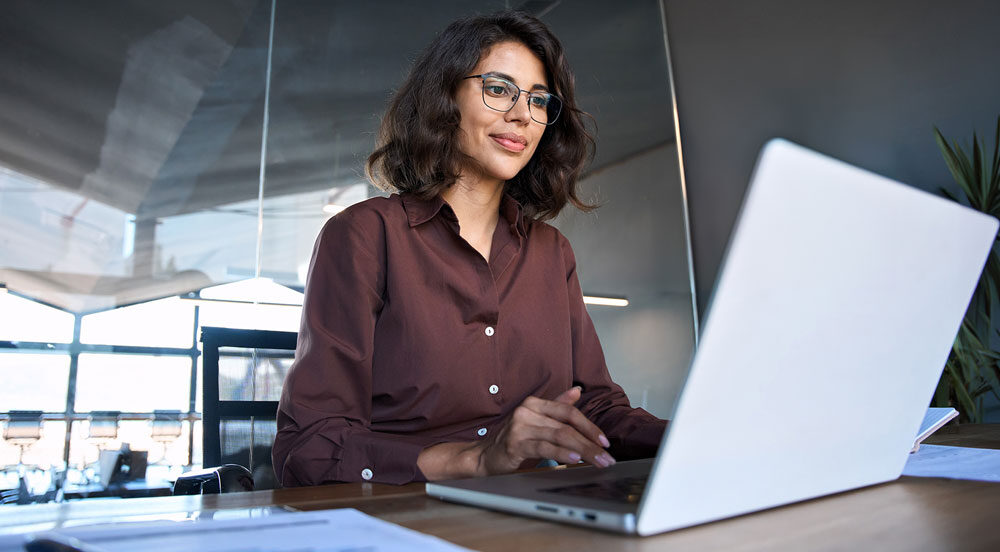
left=0, top=354, right=70, bottom=411
left=74, top=354, right=192, bottom=413
left=81, top=298, right=195, bottom=348
left=0, top=293, right=74, bottom=343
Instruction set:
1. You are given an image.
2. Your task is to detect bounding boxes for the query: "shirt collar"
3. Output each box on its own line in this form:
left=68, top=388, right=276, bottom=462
left=499, top=193, right=528, bottom=239
left=400, top=192, right=527, bottom=237
left=400, top=193, right=449, bottom=227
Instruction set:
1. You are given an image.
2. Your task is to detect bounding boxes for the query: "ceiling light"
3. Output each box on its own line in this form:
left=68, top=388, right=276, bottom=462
left=178, top=293, right=302, bottom=308
left=177, top=278, right=304, bottom=309
left=583, top=295, right=629, bottom=307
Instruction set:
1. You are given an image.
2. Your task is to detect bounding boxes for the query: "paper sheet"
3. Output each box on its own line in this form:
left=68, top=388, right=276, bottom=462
left=912, top=407, right=958, bottom=451
left=902, top=444, right=1000, bottom=482
left=8, top=508, right=471, bottom=552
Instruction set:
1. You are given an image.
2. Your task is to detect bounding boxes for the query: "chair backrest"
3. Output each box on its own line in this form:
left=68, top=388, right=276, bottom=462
left=87, top=410, right=121, bottom=441
left=200, top=326, right=296, bottom=490
left=3, top=410, right=43, bottom=444
left=151, top=410, right=183, bottom=442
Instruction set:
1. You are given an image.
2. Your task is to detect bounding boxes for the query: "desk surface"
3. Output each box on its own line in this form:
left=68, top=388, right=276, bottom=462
left=2, top=424, right=999, bottom=551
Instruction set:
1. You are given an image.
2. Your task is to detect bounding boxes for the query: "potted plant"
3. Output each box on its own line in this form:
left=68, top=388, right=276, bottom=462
left=934, top=116, right=1000, bottom=423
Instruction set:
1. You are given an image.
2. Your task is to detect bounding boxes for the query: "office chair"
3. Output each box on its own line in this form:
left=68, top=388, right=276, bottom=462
left=150, top=410, right=183, bottom=465
left=81, top=410, right=121, bottom=483
left=191, top=326, right=296, bottom=494
left=87, top=411, right=121, bottom=443
left=1, top=411, right=47, bottom=505
left=3, top=411, right=43, bottom=469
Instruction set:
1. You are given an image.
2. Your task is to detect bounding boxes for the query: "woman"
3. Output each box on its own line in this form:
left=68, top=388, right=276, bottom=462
left=272, top=11, right=666, bottom=487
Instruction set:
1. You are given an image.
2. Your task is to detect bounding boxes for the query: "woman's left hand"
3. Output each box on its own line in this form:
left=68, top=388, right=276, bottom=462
left=472, top=386, right=616, bottom=475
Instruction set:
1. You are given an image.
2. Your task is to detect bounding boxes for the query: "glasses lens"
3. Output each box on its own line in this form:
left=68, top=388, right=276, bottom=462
left=529, top=92, right=562, bottom=126
left=482, top=77, right=517, bottom=111
left=479, top=76, right=562, bottom=125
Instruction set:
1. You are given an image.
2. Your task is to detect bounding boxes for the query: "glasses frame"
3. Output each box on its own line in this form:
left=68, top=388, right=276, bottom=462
left=463, top=74, right=562, bottom=126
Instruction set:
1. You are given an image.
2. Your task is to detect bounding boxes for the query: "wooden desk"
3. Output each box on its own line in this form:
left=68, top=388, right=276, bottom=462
left=2, top=425, right=999, bottom=551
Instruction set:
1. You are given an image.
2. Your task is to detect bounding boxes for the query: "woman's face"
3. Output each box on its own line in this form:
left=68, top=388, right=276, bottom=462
left=454, top=41, right=549, bottom=186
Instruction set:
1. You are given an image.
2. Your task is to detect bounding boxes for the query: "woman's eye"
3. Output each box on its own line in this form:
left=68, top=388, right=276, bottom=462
left=529, top=95, right=549, bottom=108
left=484, top=84, right=510, bottom=97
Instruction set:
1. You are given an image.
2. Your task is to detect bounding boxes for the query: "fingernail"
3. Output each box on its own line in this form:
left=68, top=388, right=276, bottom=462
left=603, top=453, right=616, bottom=466
left=594, top=454, right=610, bottom=468
left=568, top=452, right=581, bottom=462
left=599, top=434, right=610, bottom=448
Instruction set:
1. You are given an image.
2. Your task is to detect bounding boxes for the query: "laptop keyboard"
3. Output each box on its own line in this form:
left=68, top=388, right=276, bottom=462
left=540, top=475, right=648, bottom=504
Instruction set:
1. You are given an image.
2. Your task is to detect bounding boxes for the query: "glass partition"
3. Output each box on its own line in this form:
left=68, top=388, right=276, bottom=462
left=0, top=0, right=695, bottom=496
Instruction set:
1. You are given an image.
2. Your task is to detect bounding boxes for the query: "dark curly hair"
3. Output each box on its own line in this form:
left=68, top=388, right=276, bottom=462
left=366, top=10, right=595, bottom=222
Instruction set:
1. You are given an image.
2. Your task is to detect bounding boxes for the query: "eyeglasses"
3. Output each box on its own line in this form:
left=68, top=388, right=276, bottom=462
left=464, top=74, right=563, bottom=126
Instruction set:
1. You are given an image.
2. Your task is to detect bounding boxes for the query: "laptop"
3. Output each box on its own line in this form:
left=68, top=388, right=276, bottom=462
left=426, top=139, right=998, bottom=536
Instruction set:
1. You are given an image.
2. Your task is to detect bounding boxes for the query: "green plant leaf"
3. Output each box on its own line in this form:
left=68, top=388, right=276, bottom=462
left=954, top=142, right=978, bottom=205
left=973, top=133, right=987, bottom=205
left=940, top=187, right=960, bottom=203
left=933, top=369, right=952, bottom=406
left=985, top=255, right=1000, bottom=322
left=991, top=361, right=1000, bottom=402
left=992, top=116, right=1000, bottom=193
left=981, top=361, right=1000, bottom=400
left=934, top=128, right=976, bottom=206
left=947, top=363, right=979, bottom=422
left=986, top=122, right=1000, bottom=211
left=935, top=119, right=1000, bottom=423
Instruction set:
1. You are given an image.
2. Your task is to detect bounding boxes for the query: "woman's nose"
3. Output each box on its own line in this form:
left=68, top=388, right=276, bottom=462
left=505, top=93, right=532, bottom=123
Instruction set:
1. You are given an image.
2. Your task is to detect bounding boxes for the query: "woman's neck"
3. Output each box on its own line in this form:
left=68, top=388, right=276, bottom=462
left=441, top=174, right=504, bottom=261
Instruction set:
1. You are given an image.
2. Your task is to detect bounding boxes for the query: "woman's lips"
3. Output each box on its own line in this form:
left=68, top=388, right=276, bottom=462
left=490, top=133, right=527, bottom=152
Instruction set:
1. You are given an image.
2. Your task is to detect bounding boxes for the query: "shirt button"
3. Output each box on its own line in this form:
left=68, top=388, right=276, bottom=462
left=485, top=326, right=495, bottom=337
left=361, top=468, right=373, bottom=481
left=477, top=427, right=488, bottom=437
left=489, top=385, right=499, bottom=394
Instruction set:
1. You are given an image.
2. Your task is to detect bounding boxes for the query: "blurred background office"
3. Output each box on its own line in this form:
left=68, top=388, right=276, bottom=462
left=2, top=0, right=999, bottom=503
left=0, top=0, right=694, bottom=501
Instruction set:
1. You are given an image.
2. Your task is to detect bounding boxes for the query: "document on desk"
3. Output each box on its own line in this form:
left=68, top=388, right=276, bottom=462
left=13, top=508, right=471, bottom=552
left=911, top=407, right=958, bottom=452
left=902, top=444, right=1000, bottom=482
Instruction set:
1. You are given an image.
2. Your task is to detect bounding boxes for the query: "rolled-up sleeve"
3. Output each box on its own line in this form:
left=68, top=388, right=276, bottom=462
left=272, top=207, right=442, bottom=486
left=558, top=235, right=668, bottom=461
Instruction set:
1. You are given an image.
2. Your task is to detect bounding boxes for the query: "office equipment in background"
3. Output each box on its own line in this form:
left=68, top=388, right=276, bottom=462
left=427, top=139, right=998, bottom=535
left=96, top=444, right=146, bottom=488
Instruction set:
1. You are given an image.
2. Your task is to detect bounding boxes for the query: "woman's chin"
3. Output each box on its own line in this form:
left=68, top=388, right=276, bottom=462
left=493, top=165, right=528, bottom=182
left=458, top=159, right=527, bottom=185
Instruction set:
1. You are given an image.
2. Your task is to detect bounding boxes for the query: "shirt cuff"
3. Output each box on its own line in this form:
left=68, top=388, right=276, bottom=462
left=339, top=431, right=451, bottom=484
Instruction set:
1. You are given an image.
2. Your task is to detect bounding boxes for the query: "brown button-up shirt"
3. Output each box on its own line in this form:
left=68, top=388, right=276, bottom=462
left=273, top=192, right=666, bottom=486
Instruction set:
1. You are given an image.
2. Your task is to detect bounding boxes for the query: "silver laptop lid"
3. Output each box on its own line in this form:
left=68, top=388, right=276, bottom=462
left=637, top=139, right=997, bottom=535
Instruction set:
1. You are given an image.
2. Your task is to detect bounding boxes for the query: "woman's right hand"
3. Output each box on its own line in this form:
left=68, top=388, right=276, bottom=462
left=473, top=386, right=616, bottom=475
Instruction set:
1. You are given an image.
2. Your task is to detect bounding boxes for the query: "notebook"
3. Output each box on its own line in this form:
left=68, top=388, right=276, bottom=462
left=912, top=407, right=959, bottom=452
left=426, top=139, right=998, bottom=535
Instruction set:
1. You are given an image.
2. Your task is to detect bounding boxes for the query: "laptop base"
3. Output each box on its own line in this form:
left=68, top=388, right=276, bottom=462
left=427, top=459, right=651, bottom=534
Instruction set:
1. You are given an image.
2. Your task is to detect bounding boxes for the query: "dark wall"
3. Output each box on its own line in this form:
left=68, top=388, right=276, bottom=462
left=663, top=0, right=1000, bottom=314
